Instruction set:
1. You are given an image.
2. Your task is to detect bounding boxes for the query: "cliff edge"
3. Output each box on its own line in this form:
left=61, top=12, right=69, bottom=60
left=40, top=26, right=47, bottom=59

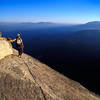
left=0, top=39, right=100, bottom=100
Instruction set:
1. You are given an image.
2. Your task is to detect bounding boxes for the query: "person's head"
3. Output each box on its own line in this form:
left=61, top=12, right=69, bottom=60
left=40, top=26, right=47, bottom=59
left=16, top=33, right=20, bottom=38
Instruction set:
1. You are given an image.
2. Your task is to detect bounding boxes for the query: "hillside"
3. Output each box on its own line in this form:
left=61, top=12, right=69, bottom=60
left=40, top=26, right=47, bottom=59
left=0, top=38, right=100, bottom=100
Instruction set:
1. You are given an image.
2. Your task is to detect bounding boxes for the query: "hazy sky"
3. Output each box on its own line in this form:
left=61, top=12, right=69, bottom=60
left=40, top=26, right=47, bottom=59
left=0, top=0, right=100, bottom=24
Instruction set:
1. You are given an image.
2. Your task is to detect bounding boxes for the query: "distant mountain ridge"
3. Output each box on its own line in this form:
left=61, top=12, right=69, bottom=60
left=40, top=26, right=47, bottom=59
left=86, top=21, right=100, bottom=25
left=1, top=21, right=100, bottom=32
left=0, top=21, right=70, bottom=32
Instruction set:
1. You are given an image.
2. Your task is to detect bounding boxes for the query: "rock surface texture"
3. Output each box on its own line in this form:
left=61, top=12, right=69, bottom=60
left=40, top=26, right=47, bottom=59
left=0, top=37, right=13, bottom=60
left=0, top=39, right=100, bottom=100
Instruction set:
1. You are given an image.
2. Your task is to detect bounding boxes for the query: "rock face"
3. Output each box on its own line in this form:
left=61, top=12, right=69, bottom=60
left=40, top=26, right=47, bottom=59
left=0, top=49, right=100, bottom=99
left=0, top=38, right=13, bottom=60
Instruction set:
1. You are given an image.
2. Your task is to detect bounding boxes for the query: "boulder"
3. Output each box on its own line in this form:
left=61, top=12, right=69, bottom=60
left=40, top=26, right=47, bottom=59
left=0, top=38, right=13, bottom=60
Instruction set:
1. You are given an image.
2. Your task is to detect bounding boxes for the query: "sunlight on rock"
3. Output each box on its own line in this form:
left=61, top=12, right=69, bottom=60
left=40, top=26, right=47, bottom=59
left=0, top=37, right=13, bottom=60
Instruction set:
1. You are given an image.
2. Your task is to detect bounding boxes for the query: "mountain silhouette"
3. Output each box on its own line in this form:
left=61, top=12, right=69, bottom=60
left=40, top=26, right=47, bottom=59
left=1, top=21, right=100, bottom=33
left=86, top=21, right=100, bottom=25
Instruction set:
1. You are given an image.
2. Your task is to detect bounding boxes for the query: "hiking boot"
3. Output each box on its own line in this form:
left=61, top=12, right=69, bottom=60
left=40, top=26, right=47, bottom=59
left=18, top=55, right=21, bottom=58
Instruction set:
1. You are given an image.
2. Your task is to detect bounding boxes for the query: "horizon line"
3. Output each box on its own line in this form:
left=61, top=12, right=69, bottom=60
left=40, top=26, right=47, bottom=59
left=0, top=21, right=87, bottom=25
left=0, top=20, right=100, bottom=25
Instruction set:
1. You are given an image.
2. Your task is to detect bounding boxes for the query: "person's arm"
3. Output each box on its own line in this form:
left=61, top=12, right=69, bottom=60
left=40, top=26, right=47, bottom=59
left=12, top=38, right=16, bottom=42
left=8, top=38, right=16, bottom=43
left=7, top=38, right=13, bottom=43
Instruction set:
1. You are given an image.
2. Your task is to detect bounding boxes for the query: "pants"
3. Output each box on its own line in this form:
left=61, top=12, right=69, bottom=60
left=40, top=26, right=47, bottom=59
left=17, top=44, right=23, bottom=56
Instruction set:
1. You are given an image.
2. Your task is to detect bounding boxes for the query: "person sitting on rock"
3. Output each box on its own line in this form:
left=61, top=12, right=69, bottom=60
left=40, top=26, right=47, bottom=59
left=13, top=34, right=24, bottom=58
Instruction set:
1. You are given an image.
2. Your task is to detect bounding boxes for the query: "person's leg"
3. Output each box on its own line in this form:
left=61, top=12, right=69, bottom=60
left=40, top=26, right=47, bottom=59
left=19, top=48, right=23, bottom=57
left=18, top=48, right=21, bottom=57
left=16, top=45, right=20, bottom=56
left=17, top=45, right=23, bottom=58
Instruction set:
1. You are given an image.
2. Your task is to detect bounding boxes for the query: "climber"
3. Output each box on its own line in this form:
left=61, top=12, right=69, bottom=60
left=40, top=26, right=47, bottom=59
left=11, top=34, right=24, bottom=58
